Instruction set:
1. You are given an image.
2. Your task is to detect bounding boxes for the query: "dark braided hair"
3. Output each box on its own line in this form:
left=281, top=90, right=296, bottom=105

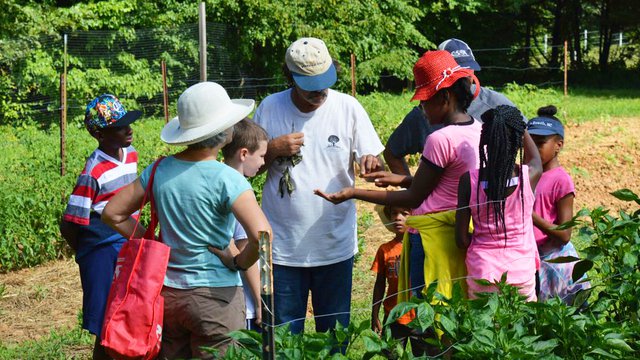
left=478, top=105, right=526, bottom=242
left=536, top=105, right=564, bottom=141
left=537, top=104, right=559, bottom=119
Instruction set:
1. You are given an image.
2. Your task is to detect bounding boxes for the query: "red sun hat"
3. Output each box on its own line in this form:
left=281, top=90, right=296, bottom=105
left=411, top=50, right=480, bottom=102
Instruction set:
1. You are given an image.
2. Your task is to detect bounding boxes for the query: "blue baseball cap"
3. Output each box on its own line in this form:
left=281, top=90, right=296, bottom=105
left=285, top=38, right=337, bottom=91
left=438, top=38, right=481, bottom=71
left=527, top=117, right=564, bottom=138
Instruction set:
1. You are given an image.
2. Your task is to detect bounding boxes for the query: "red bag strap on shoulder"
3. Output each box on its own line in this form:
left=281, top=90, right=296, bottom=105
left=130, top=156, right=165, bottom=241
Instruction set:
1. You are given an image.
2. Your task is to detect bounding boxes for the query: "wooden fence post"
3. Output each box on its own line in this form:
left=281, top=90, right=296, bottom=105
left=564, top=40, right=568, bottom=97
left=260, top=231, right=275, bottom=360
left=161, top=61, right=169, bottom=123
left=60, top=73, right=67, bottom=177
left=350, top=53, right=356, bottom=97
left=60, top=33, right=68, bottom=177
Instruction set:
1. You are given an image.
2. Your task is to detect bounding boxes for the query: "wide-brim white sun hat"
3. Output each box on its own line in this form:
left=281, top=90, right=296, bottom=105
left=161, top=82, right=255, bottom=146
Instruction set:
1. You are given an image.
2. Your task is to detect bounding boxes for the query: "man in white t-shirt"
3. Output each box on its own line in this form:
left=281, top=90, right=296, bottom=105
left=254, top=37, right=384, bottom=338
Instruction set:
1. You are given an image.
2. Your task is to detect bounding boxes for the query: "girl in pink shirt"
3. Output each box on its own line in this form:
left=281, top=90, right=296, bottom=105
left=455, top=105, right=542, bottom=301
left=316, top=51, right=482, bottom=306
left=527, top=105, right=589, bottom=303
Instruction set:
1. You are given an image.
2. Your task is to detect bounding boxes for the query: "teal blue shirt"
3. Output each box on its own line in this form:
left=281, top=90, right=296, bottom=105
left=140, top=156, right=252, bottom=289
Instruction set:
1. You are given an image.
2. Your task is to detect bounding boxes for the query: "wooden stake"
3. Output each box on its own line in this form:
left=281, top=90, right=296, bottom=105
left=61, top=34, right=68, bottom=177
left=60, top=73, right=67, bottom=177
left=161, top=61, right=169, bottom=123
left=260, top=231, right=275, bottom=360
left=564, top=40, right=568, bottom=97
left=350, top=53, right=356, bottom=97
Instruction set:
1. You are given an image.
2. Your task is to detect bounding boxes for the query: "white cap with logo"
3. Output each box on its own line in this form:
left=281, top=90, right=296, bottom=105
left=285, top=37, right=337, bottom=91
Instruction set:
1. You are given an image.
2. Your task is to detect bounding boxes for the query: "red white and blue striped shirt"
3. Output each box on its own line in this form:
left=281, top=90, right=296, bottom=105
left=64, top=146, right=138, bottom=225
left=63, top=146, right=138, bottom=257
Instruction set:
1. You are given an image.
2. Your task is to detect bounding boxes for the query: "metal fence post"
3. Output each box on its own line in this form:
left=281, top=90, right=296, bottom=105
left=584, top=29, right=588, bottom=50
left=619, top=32, right=623, bottom=47
left=199, top=2, right=207, bottom=82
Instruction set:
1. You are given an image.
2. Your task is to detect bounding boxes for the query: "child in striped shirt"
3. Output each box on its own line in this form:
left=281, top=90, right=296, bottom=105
left=59, top=94, right=141, bottom=360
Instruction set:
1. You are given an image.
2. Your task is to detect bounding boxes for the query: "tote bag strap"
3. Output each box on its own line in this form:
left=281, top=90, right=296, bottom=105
left=130, top=156, right=166, bottom=241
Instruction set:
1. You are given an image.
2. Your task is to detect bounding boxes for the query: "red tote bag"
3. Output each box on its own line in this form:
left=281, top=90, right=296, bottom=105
left=101, top=158, right=170, bottom=360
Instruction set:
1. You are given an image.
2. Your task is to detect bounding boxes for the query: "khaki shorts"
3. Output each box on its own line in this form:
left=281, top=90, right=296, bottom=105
left=159, top=286, right=245, bottom=360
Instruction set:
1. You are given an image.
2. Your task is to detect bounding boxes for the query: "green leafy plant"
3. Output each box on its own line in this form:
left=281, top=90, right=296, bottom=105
left=217, top=190, right=640, bottom=359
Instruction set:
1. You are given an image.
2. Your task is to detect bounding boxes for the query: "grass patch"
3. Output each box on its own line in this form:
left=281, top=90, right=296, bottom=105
left=500, top=84, right=640, bottom=123
left=0, top=326, right=93, bottom=360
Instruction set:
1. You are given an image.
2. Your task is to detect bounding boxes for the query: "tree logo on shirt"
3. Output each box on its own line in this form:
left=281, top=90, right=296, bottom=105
left=328, top=135, right=340, bottom=147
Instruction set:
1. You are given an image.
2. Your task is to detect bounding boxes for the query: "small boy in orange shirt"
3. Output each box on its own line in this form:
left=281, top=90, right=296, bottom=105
left=371, top=205, right=422, bottom=352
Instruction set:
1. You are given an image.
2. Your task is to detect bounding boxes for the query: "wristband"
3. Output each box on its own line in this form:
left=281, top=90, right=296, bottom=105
left=232, top=255, right=247, bottom=271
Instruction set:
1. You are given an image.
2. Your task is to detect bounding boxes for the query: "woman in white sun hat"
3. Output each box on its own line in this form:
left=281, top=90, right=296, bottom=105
left=103, top=82, right=271, bottom=359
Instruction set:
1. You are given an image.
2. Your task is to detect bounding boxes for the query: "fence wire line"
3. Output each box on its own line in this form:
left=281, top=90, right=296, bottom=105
left=259, top=254, right=539, bottom=329
left=12, top=23, right=593, bottom=120
left=258, top=264, right=626, bottom=333
left=246, top=267, right=625, bottom=358
left=481, top=65, right=562, bottom=71
left=256, top=188, right=634, bottom=338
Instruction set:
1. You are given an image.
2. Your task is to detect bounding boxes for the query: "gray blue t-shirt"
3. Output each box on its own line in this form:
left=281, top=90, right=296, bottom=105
left=386, top=86, right=526, bottom=157
left=140, top=156, right=252, bottom=289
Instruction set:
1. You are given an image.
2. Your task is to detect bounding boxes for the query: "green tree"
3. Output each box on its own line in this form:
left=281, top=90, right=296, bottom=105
left=206, top=0, right=430, bottom=89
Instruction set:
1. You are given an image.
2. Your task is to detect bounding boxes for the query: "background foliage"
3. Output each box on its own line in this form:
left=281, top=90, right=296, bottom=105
left=1, top=0, right=639, bottom=126
left=1, top=86, right=639, bottom=272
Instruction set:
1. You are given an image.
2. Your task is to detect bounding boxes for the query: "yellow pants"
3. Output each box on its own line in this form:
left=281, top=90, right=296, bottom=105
left=397, top=210, right=470, bottom=303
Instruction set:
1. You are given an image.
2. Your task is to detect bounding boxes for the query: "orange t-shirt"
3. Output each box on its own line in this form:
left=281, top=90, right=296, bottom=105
left=371, top=238, right=412, bottom=325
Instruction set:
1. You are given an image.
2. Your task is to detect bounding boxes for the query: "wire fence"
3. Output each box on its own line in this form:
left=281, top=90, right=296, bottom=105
left=8, top=24, right=632, bottom=126
left=15, top=22, right=288, bottom=126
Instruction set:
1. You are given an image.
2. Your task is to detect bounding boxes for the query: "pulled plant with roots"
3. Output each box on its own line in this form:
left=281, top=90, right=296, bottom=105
left=277, top=153, right=303, bottom=198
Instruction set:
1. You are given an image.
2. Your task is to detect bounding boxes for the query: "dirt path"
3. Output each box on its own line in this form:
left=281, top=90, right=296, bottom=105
left=1, top=117, right=638, bottom=349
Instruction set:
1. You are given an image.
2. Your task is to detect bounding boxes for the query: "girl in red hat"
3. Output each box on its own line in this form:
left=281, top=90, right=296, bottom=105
left=316, top=50, right=482, bottom=307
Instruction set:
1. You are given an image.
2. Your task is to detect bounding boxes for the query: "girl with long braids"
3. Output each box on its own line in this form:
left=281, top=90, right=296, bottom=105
left=455, top=105, right=542, bottom=301
left=316, top=50, right=481, bottom=304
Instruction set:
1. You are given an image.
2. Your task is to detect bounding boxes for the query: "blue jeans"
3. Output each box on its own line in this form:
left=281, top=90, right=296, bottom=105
left=273, top=257, right=354, bottom=335
left=76, top=241, right=123, bottom=337
left=409, top=232, right=425, bottom=298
